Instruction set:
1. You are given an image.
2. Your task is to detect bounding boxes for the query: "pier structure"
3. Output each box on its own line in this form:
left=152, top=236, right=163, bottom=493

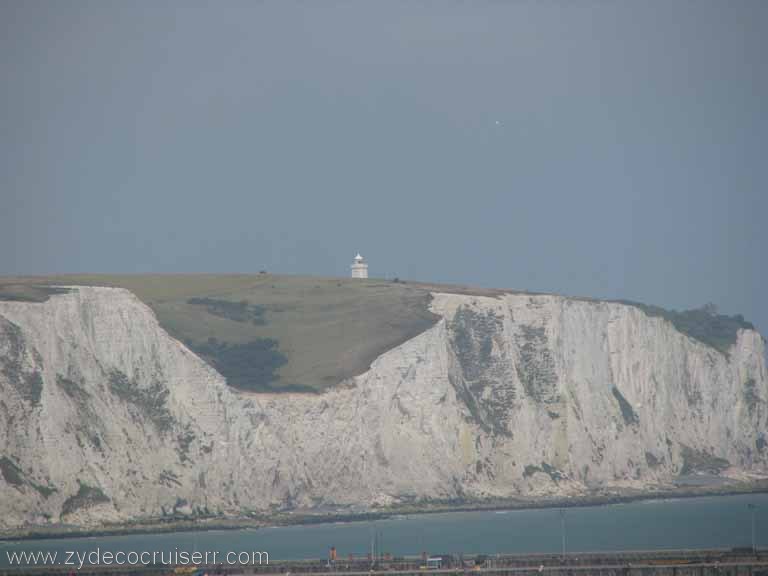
left=3, top=548, right=768, bottom=576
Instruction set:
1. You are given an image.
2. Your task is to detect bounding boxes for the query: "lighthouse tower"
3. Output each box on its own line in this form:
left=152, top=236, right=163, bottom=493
left=350, top=253, right=369, bottom=279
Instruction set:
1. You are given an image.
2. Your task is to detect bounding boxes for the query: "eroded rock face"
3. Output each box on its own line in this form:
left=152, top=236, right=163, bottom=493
left=0, top=287, right=766, bottom=528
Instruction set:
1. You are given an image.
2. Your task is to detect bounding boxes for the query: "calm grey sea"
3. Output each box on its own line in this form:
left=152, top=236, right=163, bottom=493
left=2, top=494, right=767, bottom=567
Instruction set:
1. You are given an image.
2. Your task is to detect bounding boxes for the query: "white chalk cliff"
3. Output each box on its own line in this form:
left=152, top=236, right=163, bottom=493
left=1, top=287, right=766, bottom=529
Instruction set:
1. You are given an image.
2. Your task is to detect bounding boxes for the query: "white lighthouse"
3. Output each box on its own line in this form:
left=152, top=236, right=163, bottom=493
left=350, top=253, right=369, bottom=279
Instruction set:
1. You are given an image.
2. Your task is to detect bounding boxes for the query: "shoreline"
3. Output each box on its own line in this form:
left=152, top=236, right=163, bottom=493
left=2, top=480, right=768, bottom=543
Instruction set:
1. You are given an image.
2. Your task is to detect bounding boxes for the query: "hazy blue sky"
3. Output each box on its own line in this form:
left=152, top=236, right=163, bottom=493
left=1, top=1, right=766, bottom=332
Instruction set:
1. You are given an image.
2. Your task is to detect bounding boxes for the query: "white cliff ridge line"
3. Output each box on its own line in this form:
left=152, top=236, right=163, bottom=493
left=0, top=286, right=766, bottom=528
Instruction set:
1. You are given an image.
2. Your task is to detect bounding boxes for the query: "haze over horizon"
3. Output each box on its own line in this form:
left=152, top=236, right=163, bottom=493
left=1, top=1, right=766, bottom=333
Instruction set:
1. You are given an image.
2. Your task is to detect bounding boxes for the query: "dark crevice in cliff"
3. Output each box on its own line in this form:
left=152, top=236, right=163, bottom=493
left=449, top=307, right=515, bottom=436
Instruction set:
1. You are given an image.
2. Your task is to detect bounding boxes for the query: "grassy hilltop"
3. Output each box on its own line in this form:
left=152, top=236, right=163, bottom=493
left=0, top=274, right=755, bottom=392
left=0, top=274, right=439, bottom=392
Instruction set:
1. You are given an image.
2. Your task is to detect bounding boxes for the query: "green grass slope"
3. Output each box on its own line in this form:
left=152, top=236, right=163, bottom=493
left=0, top=275, right=439, bottom=392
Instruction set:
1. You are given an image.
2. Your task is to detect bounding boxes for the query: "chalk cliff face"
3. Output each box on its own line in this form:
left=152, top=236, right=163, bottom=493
left=0, top=287, right=766, bottom=528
